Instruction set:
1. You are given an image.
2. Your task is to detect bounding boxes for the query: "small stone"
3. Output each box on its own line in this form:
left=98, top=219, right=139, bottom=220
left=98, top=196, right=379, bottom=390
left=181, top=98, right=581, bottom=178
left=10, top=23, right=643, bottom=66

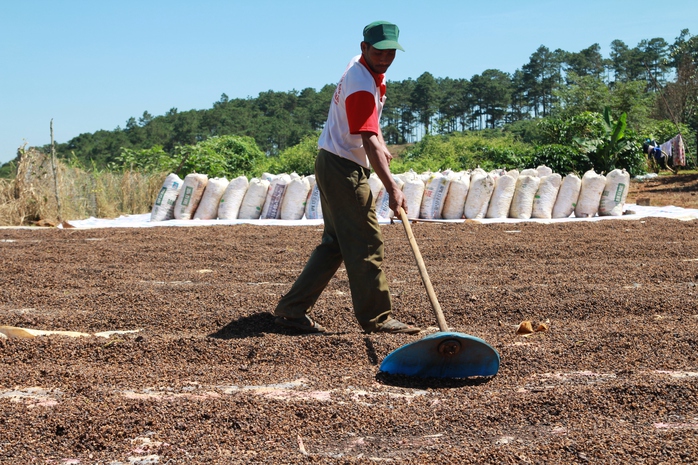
left=516, top=321, right=534, bottom=335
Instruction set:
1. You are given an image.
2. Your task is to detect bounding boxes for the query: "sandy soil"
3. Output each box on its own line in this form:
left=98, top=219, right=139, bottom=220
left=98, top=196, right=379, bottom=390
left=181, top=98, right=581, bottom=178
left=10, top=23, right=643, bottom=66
left=1, top=188, right=698, bottom=463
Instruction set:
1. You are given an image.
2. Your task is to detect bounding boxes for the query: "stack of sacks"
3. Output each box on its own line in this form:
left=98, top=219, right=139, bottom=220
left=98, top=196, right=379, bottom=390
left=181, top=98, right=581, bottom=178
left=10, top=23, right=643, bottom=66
left=151, top=164, right=630, bottom=222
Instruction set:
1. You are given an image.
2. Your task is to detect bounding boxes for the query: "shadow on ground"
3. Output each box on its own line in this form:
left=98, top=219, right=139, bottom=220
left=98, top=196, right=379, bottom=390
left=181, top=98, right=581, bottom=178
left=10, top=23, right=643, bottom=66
left=208, top=312, right=276, bottom=339
left=376, top=371, right=496, bottom=389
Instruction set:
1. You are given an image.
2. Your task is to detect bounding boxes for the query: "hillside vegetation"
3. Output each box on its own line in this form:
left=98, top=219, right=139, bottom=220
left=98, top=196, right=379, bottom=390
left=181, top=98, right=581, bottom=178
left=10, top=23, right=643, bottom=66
left=1, top=29, right=697, bottom=225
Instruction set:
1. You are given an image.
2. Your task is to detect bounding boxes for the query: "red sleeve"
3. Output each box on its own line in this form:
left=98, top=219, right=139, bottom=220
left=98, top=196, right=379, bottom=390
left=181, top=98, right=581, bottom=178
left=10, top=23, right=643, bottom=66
left=345, top=91, right=379, bottom=135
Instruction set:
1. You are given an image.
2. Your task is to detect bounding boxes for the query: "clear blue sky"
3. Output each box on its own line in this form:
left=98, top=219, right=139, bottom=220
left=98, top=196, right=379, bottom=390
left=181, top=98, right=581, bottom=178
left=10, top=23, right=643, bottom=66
left=1, top=0, right=696, bottom=164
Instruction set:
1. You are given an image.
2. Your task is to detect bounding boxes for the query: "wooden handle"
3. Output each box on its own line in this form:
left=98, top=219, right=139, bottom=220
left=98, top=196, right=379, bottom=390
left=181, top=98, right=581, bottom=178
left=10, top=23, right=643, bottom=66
left=398, top=207, right=449, bottom=332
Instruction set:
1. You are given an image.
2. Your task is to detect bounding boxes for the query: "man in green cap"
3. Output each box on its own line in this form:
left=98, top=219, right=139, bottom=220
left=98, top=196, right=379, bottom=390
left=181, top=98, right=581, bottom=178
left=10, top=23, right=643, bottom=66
left=273, top=21, right=420, bottom=335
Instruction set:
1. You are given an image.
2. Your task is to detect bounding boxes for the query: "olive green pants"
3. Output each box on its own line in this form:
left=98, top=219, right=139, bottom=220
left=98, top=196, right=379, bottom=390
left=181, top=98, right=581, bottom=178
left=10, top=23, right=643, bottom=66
left=274, top=149, right=392, bottom=331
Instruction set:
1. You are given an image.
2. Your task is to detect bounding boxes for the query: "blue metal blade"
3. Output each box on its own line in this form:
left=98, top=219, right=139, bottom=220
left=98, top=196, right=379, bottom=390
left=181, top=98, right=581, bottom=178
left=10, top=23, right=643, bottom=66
left=379, top=331, right=500, bottom=378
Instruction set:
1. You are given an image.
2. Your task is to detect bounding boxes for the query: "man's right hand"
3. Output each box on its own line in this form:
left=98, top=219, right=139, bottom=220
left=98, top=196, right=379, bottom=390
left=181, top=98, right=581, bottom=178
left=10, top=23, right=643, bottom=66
left=388, top=186, right=407, bottom=216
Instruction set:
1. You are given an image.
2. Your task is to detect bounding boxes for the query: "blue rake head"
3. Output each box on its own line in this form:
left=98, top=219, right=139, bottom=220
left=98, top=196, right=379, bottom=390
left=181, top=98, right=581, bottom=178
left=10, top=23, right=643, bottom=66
left=379, top=331, right=500, bottom=379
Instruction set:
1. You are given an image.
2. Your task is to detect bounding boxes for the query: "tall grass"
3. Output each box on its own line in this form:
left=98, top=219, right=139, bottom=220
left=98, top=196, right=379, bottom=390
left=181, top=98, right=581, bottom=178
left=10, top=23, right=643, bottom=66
left=0, top=148, right=165, bottom=226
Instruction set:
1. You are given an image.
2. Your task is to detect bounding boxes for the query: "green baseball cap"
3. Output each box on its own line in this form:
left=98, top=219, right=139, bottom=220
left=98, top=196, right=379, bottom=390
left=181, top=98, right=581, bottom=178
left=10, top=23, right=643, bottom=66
left=363, top=21, right=404, bottom=51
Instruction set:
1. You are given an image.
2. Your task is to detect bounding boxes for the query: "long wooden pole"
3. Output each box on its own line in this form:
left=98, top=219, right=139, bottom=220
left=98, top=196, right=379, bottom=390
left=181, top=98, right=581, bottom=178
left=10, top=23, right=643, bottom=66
left=50, top=119, right=63, bottom=223
left=398, top=207, right=450, bottom=332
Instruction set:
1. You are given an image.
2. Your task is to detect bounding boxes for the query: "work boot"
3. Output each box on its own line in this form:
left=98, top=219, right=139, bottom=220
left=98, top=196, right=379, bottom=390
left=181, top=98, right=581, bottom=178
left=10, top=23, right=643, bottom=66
left=274, top=315, right=326, bottom=333
left=368, top=318, right=421, bottom=335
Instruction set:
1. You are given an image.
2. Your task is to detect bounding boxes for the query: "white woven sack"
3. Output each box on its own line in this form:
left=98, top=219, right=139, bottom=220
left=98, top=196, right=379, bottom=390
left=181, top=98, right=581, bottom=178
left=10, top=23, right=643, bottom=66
left=281, top=177, right=311, bottom=220
left=419, top=173, right=451, bottom=219
left=520, top=168, right=538, bottom=177
left=598, top=169, right=630, bottom=216
left=489, top=169, right=506, bottom=181
left=306, top=174, right=316, bottom=191
left=368, top=173, right=384, bottom=201
left=375, top=175, right=405, bottom=219
left=419, top=171, right=433, bottom=183
left=261, top=172, right=278, bottom=183
left=531, top=173, right=562, bottom=219
left=506, top=169, right=520, bottom=180
left=552, top=174, right=582, bottom=218
left=397, top=169, right=419, bottom=184
left=441, top=171, right=470, bottom=219
left=486, top=173, right=517, bottom=218
left=174, top=173, right=208, bottom=220
left=218, top=176, right=249, bottom=220
left=537, top=165, right=553, bottom=178
left=193, top=177, right=229, bottom=220
left=575, top=170, right=606, bottom=218
left=509, top=175, right=541, bottom=219
left=151, top=173, right=183, bottom=222
left=305, top=184, right=323, bottom=219
left=238, top=178, right=270, bottom=219
left=403, top=178, right=425, bottom=219
left=260, top=174, right=292, bottom=219
left=464, top=169, right=495, bottom=219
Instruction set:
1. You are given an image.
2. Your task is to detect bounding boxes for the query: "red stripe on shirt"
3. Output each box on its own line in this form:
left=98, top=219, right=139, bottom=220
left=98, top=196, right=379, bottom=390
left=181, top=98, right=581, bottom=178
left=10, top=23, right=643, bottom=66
left=346, top=91, right=379, bottom=135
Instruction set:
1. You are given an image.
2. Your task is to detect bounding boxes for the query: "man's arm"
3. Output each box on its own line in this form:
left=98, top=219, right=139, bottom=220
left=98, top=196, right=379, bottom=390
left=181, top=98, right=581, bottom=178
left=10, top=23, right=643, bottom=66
left=361, top=131, right=407, bottom=214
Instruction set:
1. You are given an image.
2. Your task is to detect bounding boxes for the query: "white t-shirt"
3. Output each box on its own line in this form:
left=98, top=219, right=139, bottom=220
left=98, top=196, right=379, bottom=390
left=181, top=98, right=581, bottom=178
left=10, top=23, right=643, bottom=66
left=318, top=55, right=386, bottom=169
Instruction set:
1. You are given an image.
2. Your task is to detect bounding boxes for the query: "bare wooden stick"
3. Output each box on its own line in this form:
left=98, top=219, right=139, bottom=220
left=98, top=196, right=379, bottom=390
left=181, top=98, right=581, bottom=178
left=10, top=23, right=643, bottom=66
left=398, top=207, right=450, bottom=332
left=50, top=119, right=63, bottom=223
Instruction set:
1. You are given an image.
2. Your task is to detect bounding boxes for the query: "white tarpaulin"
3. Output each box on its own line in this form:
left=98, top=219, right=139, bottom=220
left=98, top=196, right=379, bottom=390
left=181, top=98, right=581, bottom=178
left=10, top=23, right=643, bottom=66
left=58, top=204, right=698, bottom=229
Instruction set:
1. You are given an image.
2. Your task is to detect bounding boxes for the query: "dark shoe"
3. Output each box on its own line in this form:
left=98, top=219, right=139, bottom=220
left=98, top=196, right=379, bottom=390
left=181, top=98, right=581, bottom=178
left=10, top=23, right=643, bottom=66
left=274, top=315, right=326, bottom=333
left=370, top=318, right=421, bottom=335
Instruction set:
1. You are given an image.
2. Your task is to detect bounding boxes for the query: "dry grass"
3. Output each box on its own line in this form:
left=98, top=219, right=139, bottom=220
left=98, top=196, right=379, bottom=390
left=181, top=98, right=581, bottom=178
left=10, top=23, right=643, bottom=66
left=0, top=148, right=166, bottom=226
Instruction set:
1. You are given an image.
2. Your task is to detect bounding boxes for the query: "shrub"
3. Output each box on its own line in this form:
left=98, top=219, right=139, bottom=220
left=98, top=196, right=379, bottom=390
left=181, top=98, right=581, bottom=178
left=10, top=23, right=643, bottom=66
left=532, top=144, right=590, bottom=175
left=114, top=145, right=177, bottom=173
left=263, top=132, right=320, bottom=176
left=395, top=132, right=536, bottom=173
left=175, top=135, right=266, bottom=178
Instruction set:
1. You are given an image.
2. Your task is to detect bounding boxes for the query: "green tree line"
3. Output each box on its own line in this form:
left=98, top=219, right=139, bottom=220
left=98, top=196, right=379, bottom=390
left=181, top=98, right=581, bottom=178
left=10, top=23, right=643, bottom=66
left=2, top=29, right=696, bottom=178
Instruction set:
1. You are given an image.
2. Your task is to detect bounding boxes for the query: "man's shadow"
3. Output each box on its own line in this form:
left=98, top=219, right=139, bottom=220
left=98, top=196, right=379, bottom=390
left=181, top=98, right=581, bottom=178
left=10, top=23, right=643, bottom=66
left=208, top=312, right=277, bottom=339
left=209, top=312, right=341, bottom=339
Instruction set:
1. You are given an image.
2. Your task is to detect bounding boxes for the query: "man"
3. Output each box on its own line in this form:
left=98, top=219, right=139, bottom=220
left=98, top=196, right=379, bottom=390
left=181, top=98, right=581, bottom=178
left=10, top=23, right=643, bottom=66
left=273, top=21, right=420, bottom=335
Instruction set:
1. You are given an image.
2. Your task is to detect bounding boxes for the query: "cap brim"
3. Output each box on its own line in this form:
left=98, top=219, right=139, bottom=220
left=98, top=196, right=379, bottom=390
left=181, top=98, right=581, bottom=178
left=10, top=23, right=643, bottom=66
left=371, top=40, right=404, bottom=51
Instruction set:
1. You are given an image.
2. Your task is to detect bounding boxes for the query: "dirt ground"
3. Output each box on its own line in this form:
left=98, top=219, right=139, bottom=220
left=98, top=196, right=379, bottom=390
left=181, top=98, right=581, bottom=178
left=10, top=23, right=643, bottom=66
left=626, top=172, right=698, bottom=210
left=1, top=177, right=697, bottom=464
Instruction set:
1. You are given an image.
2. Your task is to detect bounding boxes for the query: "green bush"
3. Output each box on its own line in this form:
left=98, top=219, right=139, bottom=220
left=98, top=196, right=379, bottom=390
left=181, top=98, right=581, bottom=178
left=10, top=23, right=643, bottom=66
left=114, top=145, right=177, bottom=173
left=395, top=132, right=536, bottom=173
left=263, top=132, right=320, bottom=176
left=532, top=144, right=590, bottom=175
left=392, top=134, right=462, bottom=173
left=175, top=135, right=266, bottom=178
